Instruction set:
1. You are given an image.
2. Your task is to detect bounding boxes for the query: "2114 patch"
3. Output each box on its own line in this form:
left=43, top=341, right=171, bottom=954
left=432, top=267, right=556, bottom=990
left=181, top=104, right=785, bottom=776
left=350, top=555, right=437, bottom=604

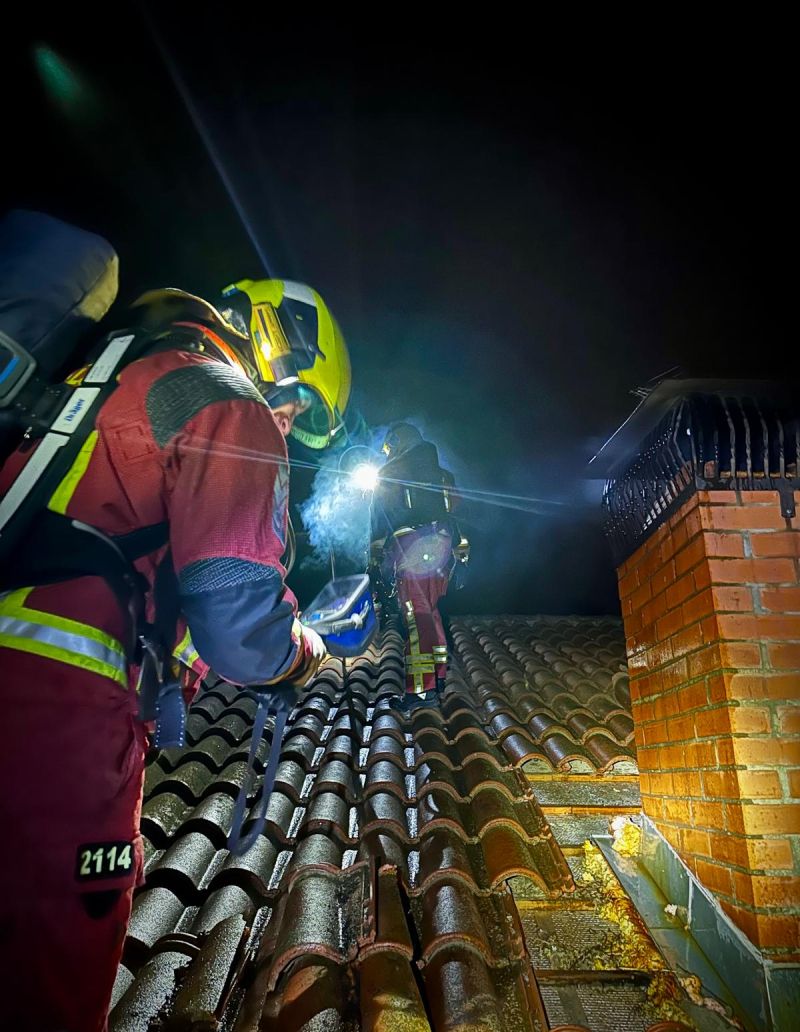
left=76, top=841, right=134, bottom=881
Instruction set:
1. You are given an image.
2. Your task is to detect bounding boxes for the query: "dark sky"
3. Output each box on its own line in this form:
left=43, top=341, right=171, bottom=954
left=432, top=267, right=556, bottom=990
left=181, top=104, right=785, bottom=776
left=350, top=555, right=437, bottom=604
left=4, top=9, right=793, bottom=617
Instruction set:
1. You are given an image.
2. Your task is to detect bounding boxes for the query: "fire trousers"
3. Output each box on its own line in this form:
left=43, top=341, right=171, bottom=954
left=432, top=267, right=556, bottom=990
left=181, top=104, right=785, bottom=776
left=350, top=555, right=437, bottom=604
left=0, top=650, right=146, bottom=1032
left=391, top=527, right=451, bottom=694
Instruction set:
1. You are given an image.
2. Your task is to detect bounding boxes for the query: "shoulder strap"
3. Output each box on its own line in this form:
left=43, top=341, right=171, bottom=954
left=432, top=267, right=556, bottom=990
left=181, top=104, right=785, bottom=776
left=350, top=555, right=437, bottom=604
left=0, top=329, right=154, bottom=564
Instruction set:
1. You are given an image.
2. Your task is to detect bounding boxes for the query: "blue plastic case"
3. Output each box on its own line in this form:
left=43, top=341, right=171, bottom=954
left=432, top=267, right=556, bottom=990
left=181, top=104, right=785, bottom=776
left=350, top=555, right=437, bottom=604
left=300, top=574, right=377, bottom=657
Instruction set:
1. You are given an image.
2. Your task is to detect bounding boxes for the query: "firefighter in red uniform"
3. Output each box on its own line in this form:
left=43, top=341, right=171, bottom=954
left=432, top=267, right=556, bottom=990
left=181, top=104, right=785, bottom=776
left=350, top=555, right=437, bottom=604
left=0, top=278, right=350, bottom=1031
left=371, top=423, right=469, bottom=707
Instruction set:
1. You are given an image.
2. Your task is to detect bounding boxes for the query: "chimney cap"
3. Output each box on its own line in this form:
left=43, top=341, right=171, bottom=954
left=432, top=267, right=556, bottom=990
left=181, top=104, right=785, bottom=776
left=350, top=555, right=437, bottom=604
left=589, top=378, right=794, bottom=478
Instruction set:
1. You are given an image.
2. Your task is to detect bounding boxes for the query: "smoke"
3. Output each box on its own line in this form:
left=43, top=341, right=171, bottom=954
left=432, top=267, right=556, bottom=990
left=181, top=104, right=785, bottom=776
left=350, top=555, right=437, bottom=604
left=298, top=454, right=374, bottom=571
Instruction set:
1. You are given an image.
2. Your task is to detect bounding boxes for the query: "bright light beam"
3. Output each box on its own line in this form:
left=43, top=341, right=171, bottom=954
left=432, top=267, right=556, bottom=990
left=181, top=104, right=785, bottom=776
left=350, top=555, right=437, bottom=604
left=141, top=8, right=272, bottom=274
left=351, top=463, right=380, bottom=492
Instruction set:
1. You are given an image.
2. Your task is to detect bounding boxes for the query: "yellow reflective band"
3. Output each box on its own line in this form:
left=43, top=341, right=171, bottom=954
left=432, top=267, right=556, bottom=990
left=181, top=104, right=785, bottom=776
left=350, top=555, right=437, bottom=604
left=0, top=589, right=127, bottom=688
left=173, top=628, right=200, bottom=668
left=48, top=430, right=99, bottom=515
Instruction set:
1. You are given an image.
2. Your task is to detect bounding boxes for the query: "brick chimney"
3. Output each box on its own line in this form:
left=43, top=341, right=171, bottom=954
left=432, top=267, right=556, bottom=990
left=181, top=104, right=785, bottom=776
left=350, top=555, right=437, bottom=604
left=596, top=381, right=800, bottom=961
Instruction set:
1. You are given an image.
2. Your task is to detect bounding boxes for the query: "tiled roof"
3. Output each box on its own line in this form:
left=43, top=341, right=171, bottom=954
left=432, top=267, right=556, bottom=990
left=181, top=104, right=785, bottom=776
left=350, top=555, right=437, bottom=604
left=110, top=619, right=699, bottom=1031
left=111, top=624, right=570, bottom=1030
left=449, top=616, right=637, bottom=773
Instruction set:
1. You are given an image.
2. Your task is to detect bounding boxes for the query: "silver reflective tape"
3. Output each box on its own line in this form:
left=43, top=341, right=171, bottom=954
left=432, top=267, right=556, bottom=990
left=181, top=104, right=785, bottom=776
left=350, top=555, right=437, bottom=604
left=282, top=281, right=317, bottom=307
left=0, top=614, right=126, bottom=676
left=51, top=387, right=101, bottom=434
left=84, top=334, right=135, bottom=384
left=0, top=433, right=67, bottom=533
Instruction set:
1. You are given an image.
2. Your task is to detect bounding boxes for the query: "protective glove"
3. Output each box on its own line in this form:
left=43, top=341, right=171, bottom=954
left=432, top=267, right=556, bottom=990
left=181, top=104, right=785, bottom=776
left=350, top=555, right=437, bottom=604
left=286, top=619, right=328, bottom=687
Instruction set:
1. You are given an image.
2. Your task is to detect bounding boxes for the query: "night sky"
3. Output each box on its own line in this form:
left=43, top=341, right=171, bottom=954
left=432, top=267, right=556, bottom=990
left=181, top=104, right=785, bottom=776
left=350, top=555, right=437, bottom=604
left=4, top=10, right=792, bottom=618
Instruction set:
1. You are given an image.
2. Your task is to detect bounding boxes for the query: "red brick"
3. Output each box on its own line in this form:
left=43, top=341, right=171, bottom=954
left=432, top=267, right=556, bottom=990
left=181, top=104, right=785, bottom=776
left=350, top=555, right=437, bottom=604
left=711, top=586, right=754, bottom=612
left=675, top=537, right=707, bottom=577
left=703, top=770, right=739, bottom=799
left=693, top=562, right=713, bottom=592
left=737, top=770, right=782, bottom=799
left=672, top=770, right=700, bottom=797
left=716, top=737, right=737, bottom=767
left=788, top=770, right=800, bottom=798
left=729, top=706, right=771, bottom=734
left=725, top=802, right=747, bottom=835
left=692, top=800, right=726, bottom=830
left=642, top=720, right=669, bottom=746
left=688, top=644, right=722, bottom=679
left=750, top=532, right=800, bottom=558
left=660, top=657, right=690, bottom=690
left=695, top=858, right=734, bottom=897
left=656, top=607, right=684, bottom=642
left=733, top=738, right=800, bottom=766
left=779, top=707, right=800, bottom=734
left=648, top=772, right=675, bottom=796
left=727, top=673, right=800, bottom=702
left=682, top=828, right=710, bottom=856
left=682, top=589, right=715, bottom=624
left=704, top=505, right=789, bottom=531
left=735, top=874, right=800, bottom=909
left=659, top=824, right=683, bottom=852
left=718, top=614, right=800, bottom=642
left=684, top=740, right=717, bottom=769
left=708, top=558, right=751, bottom=584
left=641, top=592, right=669, bottom=628
left=752, top=913, right=800, bottom=950
left=668, top=714, right=695, bottom=741
left=699, top=490, right=740, bottom=504
left=663, top=798, right=691, bottom=823
left=718, top=641, right=762, bottom=669
left=659, top=743, right=686, bottom=769
left=646, top=640, right=674, bottom=670
left=700, top=615, right=719, bottom=644
left=768, top=643, right=800, bottom=670
left=619, top=568, right=639, bottom=598
left=707, top=557, right=796, bottom=584
left=747, top=838, right=795, bottom=870
left=721, top=901, right=759, bottom=944
left=706, top=830, right=748, bottom=868
left=752, top=558, right=799, bottom=583
left=671, top=622, right=705, bottom=659
left=703, top=531, right=746, bottom=557
left=741, top=803, right=800, bottom=835
left=695, top=705, right=733, bottom=738
left=761, top=587, right=800, bottom=613
left=737, top=490, right=787, bottom=504
left=707, top=674, right=728, bottom=703
left=651, top=560, right=676, bottom=596
left=653, top=691, right=680, bottom=721
left=666, top=573, right=696, bottom=610
left=677, top=680, right=709, bottom=711
left=630, top=581, right=653, bottom=613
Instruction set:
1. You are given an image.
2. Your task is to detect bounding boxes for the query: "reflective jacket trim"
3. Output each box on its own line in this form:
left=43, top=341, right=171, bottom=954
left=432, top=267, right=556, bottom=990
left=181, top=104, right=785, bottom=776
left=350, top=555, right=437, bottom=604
left=48, top=430, right=100, bottom=515
left=173, top=627, right=200, bottom=669
left=402, top=599, right=425, bottom=693
left=0, top=588, right=127, bottom=687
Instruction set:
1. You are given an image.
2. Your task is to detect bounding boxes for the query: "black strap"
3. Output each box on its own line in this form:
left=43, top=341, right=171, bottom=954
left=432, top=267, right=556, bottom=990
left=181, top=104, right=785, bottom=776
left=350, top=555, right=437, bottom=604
left=227, top=696, right=292, bottom=856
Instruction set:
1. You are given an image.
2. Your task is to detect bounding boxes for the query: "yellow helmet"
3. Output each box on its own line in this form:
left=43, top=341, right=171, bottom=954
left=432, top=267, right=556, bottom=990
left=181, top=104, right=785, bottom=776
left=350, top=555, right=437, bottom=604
left=220, top=278, right=351, bottom=449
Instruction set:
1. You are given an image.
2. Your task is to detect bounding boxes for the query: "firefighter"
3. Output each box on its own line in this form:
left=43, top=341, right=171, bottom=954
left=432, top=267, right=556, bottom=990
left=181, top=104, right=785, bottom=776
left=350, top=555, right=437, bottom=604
left=371, top=423, right=469, bottom=707
left=0, top=278, right=349, bottom=1031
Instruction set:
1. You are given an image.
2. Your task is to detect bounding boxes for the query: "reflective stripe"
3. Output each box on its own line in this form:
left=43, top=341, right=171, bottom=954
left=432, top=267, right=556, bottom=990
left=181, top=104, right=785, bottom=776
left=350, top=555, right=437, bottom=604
left=0, top=433, right=68, bottom=533
left=0, top=589, right=127, bottom=687
left=48, top=430, right=99, bottom=514
left=403, top=599, right=425, bottom=693
left=432, top=645, right=448, bottom=662
left=173, top=627, right=200, bottom=669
